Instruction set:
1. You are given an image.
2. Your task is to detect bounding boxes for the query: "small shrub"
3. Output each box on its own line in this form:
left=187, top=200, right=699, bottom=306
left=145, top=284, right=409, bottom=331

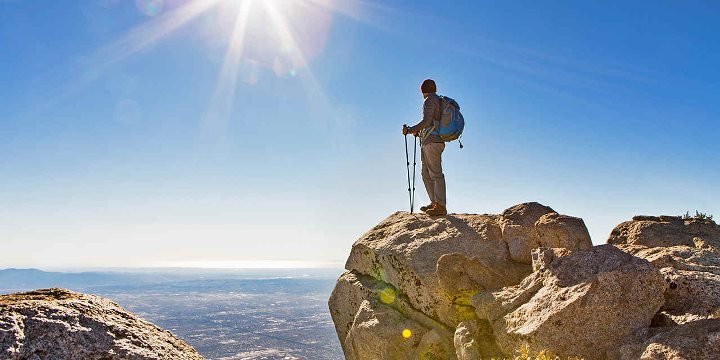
left=682, top=210, right=714, bottom=222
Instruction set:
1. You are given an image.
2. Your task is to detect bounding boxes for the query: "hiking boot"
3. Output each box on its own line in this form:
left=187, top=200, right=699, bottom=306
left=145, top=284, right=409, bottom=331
left=425, top=204, right=447, bottom=216
left=420, top=203, right=435, bottom=212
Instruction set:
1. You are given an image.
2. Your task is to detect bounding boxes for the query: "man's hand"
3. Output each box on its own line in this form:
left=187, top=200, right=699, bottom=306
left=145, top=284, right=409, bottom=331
left=402, top=125, right=409, bottom=135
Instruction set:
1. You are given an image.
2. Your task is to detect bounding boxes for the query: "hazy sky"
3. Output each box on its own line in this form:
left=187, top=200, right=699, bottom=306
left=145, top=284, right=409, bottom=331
left=1, top=0, right=718, bottom=269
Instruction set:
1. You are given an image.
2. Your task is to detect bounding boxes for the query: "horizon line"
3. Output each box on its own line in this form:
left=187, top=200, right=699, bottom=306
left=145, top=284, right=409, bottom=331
left=1, top=260, right=346, bottom=272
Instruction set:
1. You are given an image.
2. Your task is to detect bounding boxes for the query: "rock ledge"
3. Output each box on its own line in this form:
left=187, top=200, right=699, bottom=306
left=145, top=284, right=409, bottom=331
left=329, top=203, right=720, bottom=359
left=0, top=288, right=203, bottom=360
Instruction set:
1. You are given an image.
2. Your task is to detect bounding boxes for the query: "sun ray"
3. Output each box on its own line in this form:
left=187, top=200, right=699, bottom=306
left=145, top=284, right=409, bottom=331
left=303, top=0, right=390, bottom=26
left=262, top=1, right=335, bottom=125
left=107, top=0, right=222, bottom=61
left=262, top=1, right=309, bottom=73
left=202, top=0, right=253, bottom=136
left=49, top=0, right=223, bottom=108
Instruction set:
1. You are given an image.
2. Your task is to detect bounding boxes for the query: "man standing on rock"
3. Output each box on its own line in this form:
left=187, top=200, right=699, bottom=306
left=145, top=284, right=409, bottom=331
left=403, top=79, right=447, bottom=216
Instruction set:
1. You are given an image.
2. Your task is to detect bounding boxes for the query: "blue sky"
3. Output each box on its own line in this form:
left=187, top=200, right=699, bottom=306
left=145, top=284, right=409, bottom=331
left=1, top=0, right=718, bottom=268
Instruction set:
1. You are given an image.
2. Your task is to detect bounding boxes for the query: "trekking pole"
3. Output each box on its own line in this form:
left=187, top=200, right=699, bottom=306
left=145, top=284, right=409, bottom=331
left=411, top=135, right=417, bottom=213
left=403, top=127, right=413, bottom=213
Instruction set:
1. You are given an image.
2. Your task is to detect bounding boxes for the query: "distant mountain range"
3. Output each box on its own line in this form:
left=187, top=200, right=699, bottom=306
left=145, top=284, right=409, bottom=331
left=0, top=267, right=343, bottom=294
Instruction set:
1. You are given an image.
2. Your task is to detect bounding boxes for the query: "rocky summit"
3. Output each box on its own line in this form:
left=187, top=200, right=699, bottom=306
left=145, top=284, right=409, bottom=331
left=0, top=288, right=203, bottom=360
left=328, top=203, right=720, bottom=359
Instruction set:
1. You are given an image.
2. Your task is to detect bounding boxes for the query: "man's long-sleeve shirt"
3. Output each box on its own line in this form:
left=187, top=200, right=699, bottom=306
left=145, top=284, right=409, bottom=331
left=407, top=93, right=443, bottom=145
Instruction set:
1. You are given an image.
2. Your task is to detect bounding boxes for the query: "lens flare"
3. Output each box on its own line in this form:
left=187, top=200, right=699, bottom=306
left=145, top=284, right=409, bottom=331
left=135, top=0, right=164, bottom=17
left=379, top=287, right=396, bottom=304
left=402, top=329, right=412, bottom=339
left=239, top=59, right=260, bottom=85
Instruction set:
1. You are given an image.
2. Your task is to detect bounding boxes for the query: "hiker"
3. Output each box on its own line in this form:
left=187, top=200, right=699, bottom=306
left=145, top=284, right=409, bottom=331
left=402, top=79, right=447, bottom=216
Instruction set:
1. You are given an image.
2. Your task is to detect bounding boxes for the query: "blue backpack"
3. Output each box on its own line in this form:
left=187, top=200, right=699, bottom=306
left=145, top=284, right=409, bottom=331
left=432, top=95, right=465, bottom=148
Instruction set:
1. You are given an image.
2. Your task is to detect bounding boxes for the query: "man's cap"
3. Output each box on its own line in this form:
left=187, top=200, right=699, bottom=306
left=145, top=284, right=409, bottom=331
left=420, top=79, right=437, bottom=93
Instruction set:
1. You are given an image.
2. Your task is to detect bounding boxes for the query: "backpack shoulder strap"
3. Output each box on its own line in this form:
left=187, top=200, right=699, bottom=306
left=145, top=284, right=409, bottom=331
left=436, top=95, right=444, bottom=120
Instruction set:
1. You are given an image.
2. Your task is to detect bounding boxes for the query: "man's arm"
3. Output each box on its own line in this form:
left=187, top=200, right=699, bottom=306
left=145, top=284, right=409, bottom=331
left=407, top=96, right=439, bottom=134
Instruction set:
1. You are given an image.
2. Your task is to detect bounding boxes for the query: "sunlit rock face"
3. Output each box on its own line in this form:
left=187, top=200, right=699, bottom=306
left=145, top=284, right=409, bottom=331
left=329, top=202, right=592, bottom=359
left=472, top=245, right=664, bottom=360
left=608, top=216, right=720, bottom=359
left=0, top=288, right=203, bottom=360
left=329, top=205, right=720, bottom=359
left=619, top=319, right=720, bottom=360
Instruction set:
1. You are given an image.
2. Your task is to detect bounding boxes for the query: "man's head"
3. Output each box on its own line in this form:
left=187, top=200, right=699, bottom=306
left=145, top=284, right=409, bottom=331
left=420, top=79, right=436, bottom=96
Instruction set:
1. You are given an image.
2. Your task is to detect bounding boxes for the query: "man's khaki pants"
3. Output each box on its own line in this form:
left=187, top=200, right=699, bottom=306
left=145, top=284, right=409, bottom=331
left=421, top=142, right=446, bottom=206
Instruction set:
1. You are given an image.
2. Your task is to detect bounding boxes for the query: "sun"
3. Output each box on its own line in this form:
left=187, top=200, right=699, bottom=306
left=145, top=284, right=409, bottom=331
left=201, top=0, right=337, bottom=133
left=216, top=0, right=334, bottom=77
left=69, top=0, right=374, bottom=134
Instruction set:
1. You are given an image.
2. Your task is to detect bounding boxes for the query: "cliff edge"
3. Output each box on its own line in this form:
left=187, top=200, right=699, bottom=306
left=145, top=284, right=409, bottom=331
left=329, top=203, right=720, bottom=359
